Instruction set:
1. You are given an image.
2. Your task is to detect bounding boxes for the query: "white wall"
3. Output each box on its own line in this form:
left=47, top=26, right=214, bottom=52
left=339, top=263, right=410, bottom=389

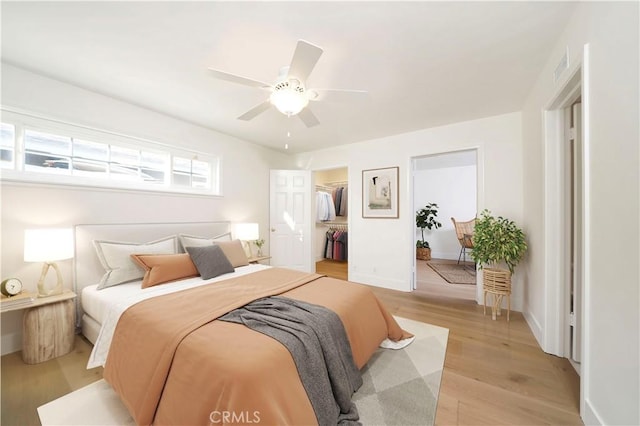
left=414, top=164, right=477, bottom=260
left=0, top=64, right=292, bottom=354
left=521, top=2, right=639, bottom=424
left=295, top=112, right=523, bottom=307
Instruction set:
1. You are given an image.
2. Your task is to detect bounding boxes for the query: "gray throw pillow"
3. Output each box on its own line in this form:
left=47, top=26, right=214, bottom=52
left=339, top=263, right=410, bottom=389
left=186, top=244, right=235, bottom=280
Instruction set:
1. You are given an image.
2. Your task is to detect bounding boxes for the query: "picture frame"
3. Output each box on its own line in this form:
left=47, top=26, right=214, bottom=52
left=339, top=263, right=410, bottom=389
left=362, top=166, right=399, bottom=218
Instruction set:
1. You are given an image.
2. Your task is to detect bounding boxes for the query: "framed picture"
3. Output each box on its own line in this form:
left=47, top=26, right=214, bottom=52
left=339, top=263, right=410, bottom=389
left=362, top=166, right=399, bottom=218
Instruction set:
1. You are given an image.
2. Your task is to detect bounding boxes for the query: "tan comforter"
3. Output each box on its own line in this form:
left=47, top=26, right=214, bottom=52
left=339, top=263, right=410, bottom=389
left=104, top=267, right=410, bottom=426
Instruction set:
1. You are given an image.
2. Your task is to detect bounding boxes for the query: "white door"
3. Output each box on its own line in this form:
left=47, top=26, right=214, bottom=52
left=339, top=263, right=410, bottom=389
left=269, top=170, right=312, bottom=272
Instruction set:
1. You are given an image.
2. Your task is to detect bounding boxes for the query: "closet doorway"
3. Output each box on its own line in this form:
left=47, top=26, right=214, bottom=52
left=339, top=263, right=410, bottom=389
left=314, top=167, right=349, bottom=280
left=412, top=150, right=477, bottom=301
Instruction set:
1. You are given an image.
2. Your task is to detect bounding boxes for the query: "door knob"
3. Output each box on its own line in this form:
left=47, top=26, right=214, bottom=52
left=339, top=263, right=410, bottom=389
left=271, top=228, right=276, bottom=232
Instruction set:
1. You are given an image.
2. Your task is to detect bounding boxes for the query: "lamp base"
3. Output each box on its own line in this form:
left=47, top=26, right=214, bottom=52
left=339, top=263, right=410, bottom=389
left=37, top=262, right=64, bottom=298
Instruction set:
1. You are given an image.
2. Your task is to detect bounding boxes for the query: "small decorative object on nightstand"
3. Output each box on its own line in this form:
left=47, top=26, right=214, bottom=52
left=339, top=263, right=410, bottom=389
left=1, top=277, right=23, bottom=297
left=23, top=228, right=74, bottom=298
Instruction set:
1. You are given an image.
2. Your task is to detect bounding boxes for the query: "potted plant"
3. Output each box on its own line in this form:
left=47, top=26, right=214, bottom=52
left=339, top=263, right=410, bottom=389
left=254, top=238, right=265, bottom=257
left=471, top=209, right=527, bottom=320
left=415, top=203, right=442, bottom=261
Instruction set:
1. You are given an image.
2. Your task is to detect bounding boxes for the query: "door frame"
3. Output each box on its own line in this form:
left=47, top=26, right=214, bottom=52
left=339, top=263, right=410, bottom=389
left=542, top=44, right=590, bottom=418
left=408, top=147, right=484, bottom=303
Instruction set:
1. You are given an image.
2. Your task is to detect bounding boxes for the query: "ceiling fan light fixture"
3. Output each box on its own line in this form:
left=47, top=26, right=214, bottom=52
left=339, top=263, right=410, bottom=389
left=270, top=83, right=309, bottom=116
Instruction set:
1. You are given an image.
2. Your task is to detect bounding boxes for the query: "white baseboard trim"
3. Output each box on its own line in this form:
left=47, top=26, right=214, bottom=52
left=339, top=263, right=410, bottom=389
left=348, top=272, right=410, bottom=292
left=1, top=331, right=22, bottom=356
left=523, top=305, right=544, bottom=350
left=430, top=250, right=463, bottom=261
left=582, top=398, right=603, bottom=425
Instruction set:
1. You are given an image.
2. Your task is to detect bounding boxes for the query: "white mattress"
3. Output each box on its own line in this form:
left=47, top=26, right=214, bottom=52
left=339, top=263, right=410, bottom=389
left=81, top=264, right=270, bottom=325
left=85, top=263, right=272, bottom=368
left=82, top=281, right=144, bottom=325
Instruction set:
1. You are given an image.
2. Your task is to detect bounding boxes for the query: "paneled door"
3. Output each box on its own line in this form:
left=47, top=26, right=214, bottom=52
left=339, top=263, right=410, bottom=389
left=269, top=170, right=312, bottom=272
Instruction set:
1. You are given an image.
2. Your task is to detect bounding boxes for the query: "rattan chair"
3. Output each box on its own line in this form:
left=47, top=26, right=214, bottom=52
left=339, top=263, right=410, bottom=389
left=451, top=217, right=476, bottom=264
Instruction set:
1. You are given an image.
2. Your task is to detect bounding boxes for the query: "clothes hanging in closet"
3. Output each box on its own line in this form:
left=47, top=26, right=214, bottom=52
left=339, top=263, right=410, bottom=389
left=323, top=229, right=348, bottom=261
left=316, top=191, right=336, bottom=222
left=330, top=187, right=348, bottom=217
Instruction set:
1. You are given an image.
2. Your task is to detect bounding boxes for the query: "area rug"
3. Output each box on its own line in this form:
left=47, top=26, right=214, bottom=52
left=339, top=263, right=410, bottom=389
left=38, top=316, right=448, bottom=426
left=428, top=261, right=476, bottom=285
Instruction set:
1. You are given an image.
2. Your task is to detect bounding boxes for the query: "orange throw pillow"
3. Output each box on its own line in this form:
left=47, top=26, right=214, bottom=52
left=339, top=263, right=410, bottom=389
left=131, top=253, right=199, bottom=288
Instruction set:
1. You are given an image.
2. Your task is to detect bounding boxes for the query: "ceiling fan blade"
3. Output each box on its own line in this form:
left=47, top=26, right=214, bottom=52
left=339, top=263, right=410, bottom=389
left=287, top=40, right=323, bottom=82
left=238, top=100, right=272, bottom=121
left=208, top=68, right=271, bottom=89
left=310, top=89, right=369, bottom=102
left=298, top=108, right=320, bottom=128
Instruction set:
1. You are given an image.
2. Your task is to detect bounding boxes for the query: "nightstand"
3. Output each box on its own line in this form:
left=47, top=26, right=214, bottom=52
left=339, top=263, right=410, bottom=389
left=19, top=291, right=76, bottom=364
left=248, top=256, right=271, bottom=264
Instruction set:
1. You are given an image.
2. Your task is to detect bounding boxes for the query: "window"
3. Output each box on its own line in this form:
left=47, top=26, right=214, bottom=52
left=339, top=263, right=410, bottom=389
left=1, top=123, right=15, bottom=169
left=172, top=157, right=211, bottom=190
left=1, top=111, right=220, bottom=195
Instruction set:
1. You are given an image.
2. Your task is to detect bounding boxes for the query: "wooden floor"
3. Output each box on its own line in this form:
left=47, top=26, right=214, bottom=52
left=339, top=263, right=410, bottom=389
left=415, top=258, right=476, bottom=301
left=1, top=336, right=103, bottom=426
left=2, top=263, right=582, bottom=426
left=317, top=259, right=582, bottom=425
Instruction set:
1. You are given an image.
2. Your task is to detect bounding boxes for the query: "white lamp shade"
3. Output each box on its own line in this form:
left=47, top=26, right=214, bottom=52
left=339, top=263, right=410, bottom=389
left=235, top=223, right=259, bottom=241
left=24, top=228, right=74, bottom=262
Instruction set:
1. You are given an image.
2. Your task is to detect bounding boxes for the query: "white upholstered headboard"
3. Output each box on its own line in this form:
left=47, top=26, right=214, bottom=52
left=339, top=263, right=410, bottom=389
left=73, top=221, right=231, bottom=295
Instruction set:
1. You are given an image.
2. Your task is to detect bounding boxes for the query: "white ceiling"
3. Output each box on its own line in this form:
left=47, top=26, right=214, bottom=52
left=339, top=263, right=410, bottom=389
left=1, top=2, right=576, bottom=154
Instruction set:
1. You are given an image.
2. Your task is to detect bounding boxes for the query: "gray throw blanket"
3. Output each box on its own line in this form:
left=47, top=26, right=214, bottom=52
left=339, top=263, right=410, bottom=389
left=219, top=296, right=362, bottom=426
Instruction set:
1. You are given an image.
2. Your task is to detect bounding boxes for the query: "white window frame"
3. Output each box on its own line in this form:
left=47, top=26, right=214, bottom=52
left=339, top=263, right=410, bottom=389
left=0, top=107, right=222, bottom=197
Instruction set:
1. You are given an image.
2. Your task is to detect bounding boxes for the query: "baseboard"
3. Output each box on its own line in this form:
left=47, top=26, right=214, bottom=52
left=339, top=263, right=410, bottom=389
left=582, top=398, right=604, bottom=425
left=1, top=331, right=22, bottom=356
left=429, top=251, right=462, bottom=261
left=523, top=305, right=544, bottom=350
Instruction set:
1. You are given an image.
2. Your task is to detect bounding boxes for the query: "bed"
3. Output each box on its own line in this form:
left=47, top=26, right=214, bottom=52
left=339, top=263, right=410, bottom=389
left=74, top=222, right=411, bottom=426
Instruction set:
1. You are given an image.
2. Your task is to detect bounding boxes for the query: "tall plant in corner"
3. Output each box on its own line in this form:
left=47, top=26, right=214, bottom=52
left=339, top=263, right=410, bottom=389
left=416, top=203, right=442, bottom=261
left=471, top=209, right=527, bottom=321
left=471, top=209, right=527, bottom=273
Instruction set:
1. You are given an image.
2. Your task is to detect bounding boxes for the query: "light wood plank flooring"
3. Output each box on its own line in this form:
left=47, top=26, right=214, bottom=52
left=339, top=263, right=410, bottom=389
left=1, top=336, right=103, bottom=426
left=3, top=264, right=581, bottom=426
left=416, top=258, right=476, bottom=301
left=317, top=259, right=582, bottom=425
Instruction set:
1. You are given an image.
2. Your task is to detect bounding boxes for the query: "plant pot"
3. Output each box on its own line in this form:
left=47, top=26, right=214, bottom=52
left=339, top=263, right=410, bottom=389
left=416, top=247, right=431, bottom=261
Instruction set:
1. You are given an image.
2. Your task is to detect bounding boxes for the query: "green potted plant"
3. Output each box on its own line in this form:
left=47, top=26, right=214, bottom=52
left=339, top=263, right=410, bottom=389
left=416, top=203, right=442, bottom=261
left=254, top=238, right=265, bottom=257
left=471, top=209, right=527, bottom=320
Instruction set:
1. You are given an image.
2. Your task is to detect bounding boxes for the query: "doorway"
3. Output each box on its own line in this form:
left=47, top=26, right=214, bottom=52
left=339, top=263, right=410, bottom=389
left=313, top=167, right=349, bottom=280
left=412, top=150, right=478, bottom=300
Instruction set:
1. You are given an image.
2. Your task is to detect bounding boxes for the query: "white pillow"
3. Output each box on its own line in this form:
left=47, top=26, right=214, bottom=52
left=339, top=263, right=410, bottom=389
left=179, top=232, right=232, bottom=251
left=94, top=236, right=178, bottom=289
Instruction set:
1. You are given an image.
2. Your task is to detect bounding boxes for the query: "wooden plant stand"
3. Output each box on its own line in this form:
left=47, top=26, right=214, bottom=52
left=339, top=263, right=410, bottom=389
left=482, top=268, right=511, bottom=321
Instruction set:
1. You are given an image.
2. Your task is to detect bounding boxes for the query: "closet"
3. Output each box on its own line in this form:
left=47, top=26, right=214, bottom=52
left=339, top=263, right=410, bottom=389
left=314, top=168, right=348, bottom=279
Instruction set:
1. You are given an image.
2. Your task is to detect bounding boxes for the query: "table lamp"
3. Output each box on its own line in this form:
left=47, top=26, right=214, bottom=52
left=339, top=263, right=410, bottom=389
left=235, top=223, right=259, bottom=258
left=24, top=228, right=74, bottom=298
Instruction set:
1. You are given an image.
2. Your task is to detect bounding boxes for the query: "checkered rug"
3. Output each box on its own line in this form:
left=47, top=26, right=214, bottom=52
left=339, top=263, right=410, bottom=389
left=354, top=316, right=449, bottom=425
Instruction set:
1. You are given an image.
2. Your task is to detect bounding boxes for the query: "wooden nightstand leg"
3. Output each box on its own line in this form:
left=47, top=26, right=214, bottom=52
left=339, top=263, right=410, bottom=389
left=22, top=299, right=75, bottom=364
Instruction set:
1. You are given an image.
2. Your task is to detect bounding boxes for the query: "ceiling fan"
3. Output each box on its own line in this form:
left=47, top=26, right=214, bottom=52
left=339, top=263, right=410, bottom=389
left=208, top=40, right=368, bottom=128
